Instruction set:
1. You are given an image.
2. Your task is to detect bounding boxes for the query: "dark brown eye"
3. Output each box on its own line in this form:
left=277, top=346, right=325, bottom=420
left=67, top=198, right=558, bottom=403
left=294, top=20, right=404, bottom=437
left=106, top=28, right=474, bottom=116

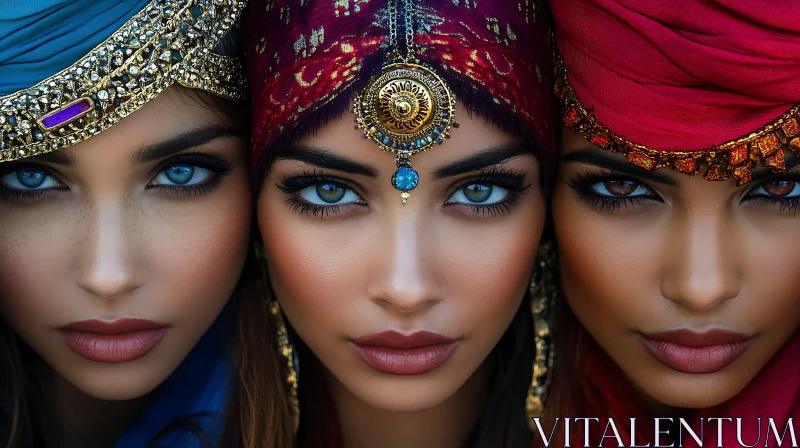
left=762, top=180, right=796, bottom=197
left=602, top=180, right=640, bottom=197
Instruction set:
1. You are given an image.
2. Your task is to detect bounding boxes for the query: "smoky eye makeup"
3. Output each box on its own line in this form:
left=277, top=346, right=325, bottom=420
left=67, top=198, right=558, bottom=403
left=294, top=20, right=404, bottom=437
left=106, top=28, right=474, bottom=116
left=0, top=151, right=235, bottom=204
left=146, top=152, right=234, bottom=198
left=276, top=169, right=368, bottom=218
left=0, top=162, right=69, bottom=203
left=566, top=168, right=663, bottom=213
left=443, top=166, right=531, bottom=217
left=743, top=173, right=800, bottom=215
left=275, top=165, right=532, bottom=219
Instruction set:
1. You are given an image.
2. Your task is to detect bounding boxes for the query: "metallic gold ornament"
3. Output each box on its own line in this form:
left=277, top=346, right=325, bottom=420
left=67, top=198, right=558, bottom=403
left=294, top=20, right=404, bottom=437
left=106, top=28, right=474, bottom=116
left=353, top=0, right=459, bottom=204
left=255, top=243, right=300, bottom=433
left=0, top=0, right=247, bottom=163
left=526, top=241, right=558, bottom=427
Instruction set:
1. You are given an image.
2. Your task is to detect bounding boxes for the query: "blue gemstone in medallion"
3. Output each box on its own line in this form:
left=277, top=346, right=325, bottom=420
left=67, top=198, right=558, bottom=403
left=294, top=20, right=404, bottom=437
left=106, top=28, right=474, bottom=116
left=392, top=166, right=419, bottom=192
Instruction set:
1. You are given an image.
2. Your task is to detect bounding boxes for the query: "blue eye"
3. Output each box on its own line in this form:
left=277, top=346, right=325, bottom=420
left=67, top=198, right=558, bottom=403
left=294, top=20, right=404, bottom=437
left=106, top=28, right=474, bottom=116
left=448, top=183, right=509, bottom=205
left=152, top=164, right=213, bottom=186
left=299, top=183, right=360, bottom=205
left=589, top=180, right=650, bottom=197
left=0, top=168, right=60, bottom=190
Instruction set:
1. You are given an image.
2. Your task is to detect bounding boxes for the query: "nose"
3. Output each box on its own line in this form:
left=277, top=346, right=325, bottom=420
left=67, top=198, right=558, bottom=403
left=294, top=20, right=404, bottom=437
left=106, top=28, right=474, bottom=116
left=368, top=214, right=443, bottom=315
left=78, top=201, right=141, bottom=299
left=660, top=213, right=740, bottom=312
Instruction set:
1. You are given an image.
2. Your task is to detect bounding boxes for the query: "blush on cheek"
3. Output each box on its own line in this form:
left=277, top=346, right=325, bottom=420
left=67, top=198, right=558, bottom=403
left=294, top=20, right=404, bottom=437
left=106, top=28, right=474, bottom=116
left=260, top=220, right=355, bottom=319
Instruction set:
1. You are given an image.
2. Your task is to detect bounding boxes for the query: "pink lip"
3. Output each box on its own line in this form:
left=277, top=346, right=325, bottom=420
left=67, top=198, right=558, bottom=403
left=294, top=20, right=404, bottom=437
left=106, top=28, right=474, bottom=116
left=639, top=329, right=752, bottom=374
left=59, top=319, right=167, bottom=363
left=351, top=330, right=458, bottom=375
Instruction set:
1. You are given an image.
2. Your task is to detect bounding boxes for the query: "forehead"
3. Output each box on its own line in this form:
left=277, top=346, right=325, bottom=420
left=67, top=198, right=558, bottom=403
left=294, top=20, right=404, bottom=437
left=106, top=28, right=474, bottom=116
left=298, top=106, right=522, bottom=171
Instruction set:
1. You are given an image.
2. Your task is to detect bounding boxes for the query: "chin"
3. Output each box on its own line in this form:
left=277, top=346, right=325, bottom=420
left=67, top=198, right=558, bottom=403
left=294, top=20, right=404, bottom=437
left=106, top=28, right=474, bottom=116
left=341, top=374, right=464, bottom=413
left=56, top=361, right=173, bottom=401
left=633, top=369, right=751, bottom=409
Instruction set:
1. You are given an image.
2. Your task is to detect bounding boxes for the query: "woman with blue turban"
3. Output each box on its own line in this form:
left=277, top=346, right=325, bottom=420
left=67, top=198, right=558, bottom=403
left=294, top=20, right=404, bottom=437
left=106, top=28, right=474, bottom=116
left=0, top=1, right=292, bottom=447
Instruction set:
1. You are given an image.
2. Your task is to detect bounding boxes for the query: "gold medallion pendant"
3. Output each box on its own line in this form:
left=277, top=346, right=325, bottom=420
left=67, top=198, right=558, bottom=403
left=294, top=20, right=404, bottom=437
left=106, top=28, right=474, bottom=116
left=353, top=0, right=459, bottom=204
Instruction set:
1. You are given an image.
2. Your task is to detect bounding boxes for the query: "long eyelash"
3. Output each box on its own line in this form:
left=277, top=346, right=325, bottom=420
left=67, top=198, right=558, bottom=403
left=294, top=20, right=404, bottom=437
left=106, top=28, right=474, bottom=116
left=466, top=193, right=522, bottom=217
left=447, top=167, right=529, bottom=217
left=151, top=175, right=223, bottom=197
left=760, top=197, right=800, bottom=215
left=277, top=170, right=360, bottom=217
left=148, top=153, right=232, bottom=197
left=0, top=163, right=67, bottom=204
left=459, top=166, right=530, bottom=193
left=566, top=168, right=659, bottom=213
left=0, top=188, right=52, bottom=204
left=285, top=198, right=343, bottom=217
left=744, top=175, right=800, bottom=216
left=276, top=169, right=351, bottom=193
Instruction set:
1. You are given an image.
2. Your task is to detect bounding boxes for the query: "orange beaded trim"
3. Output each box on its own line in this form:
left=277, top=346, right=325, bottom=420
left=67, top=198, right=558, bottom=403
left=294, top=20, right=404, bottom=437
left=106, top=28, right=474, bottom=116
left=554, top=51, right=800, bottom=186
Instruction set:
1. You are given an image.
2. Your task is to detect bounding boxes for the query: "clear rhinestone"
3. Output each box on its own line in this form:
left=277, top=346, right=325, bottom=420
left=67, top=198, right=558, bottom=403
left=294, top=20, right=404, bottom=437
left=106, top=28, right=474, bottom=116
left=97, top=90, right=109, bottom=101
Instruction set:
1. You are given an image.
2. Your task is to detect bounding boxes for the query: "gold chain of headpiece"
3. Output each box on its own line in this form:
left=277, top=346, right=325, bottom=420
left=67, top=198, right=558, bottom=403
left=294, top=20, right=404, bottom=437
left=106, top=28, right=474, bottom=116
left=554, top=49, right=800, bottom=186
left=0, top=0, right=247, bottom=163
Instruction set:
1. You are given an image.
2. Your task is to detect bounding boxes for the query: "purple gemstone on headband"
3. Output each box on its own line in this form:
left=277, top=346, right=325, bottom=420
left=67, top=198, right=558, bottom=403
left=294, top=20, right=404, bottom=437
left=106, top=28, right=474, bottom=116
left=40, top=98, right=93, bottom=129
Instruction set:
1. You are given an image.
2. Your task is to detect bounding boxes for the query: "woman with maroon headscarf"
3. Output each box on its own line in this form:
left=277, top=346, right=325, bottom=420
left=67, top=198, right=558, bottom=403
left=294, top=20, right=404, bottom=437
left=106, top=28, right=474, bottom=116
left=533, top=0, right=800, bottom=446
left=243, top=0, right=555, bottom=446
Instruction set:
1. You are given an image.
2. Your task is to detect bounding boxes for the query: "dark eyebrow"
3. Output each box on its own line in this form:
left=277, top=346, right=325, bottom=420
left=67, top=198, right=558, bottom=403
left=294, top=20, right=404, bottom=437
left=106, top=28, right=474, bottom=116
left=431, top=142, right=531, bottom=179
left=276, top=144, right=378, bottom=177
left=749, top=154, right=800, bottom=184
left=31, top=150, right=73, bottom=166
left=563, top=147, right=678, bottom=186
left=133, top=125, right=239, bottom=163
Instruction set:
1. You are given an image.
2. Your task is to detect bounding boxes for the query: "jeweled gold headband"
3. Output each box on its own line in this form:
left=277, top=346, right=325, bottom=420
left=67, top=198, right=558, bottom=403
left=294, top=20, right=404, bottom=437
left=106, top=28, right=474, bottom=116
left=0, top=0, right=247, bottom=163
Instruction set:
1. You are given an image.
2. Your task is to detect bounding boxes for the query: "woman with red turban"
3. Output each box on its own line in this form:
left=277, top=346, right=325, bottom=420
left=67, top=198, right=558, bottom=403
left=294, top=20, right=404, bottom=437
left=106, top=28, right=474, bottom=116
left=535, top=1, right=800, bottom=446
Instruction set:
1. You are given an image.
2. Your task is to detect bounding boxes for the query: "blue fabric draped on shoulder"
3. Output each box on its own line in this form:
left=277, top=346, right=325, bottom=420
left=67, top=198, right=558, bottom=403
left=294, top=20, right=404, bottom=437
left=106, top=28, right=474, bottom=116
left=114, top=302, right=236, bottom=448
left=0, top=0, right=150, bottom=96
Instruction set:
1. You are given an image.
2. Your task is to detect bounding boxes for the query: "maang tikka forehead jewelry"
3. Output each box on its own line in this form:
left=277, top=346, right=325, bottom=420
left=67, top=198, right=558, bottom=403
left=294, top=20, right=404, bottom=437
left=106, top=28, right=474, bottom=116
left=353, top=0, right=459, bottom=205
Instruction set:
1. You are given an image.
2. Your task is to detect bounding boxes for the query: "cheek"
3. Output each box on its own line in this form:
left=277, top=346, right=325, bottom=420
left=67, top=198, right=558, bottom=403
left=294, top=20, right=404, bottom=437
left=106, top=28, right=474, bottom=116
left=440, top=218, right=542, bottom=334
left=0, top=205, right=81, bottom=329
left=552, top=190, right=664, bottom=329
left=148, top=178, right=253, bottom=318
left=739, top=224, right=800, bottom=332
left=257, top=194, right=366, bottom=336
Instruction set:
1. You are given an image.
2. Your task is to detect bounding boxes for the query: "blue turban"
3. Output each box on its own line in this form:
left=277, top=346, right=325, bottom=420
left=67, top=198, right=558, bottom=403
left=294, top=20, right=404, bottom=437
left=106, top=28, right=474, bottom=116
left=0, top=0, right=150, bottom=96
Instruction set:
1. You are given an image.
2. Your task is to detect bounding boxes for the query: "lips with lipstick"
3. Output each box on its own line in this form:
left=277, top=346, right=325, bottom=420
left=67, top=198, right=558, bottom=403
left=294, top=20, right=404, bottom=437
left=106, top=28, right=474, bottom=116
left=638, top=329, right=753, bottom=374
left=59, top=319, right=167, bottom=363
left=351, top=330, right=458, bottom=375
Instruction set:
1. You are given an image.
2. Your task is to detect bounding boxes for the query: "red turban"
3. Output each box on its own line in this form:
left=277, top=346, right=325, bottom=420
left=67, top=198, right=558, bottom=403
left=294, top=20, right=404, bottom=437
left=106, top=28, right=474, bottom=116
left=244, top=0, right=554, bottom=179
left=550, top=0, right=800, bottom=184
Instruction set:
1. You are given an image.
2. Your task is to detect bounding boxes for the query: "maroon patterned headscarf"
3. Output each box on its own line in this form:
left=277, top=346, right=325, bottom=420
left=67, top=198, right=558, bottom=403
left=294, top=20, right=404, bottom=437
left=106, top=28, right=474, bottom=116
left=244, top=0, right=554, bottom=182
